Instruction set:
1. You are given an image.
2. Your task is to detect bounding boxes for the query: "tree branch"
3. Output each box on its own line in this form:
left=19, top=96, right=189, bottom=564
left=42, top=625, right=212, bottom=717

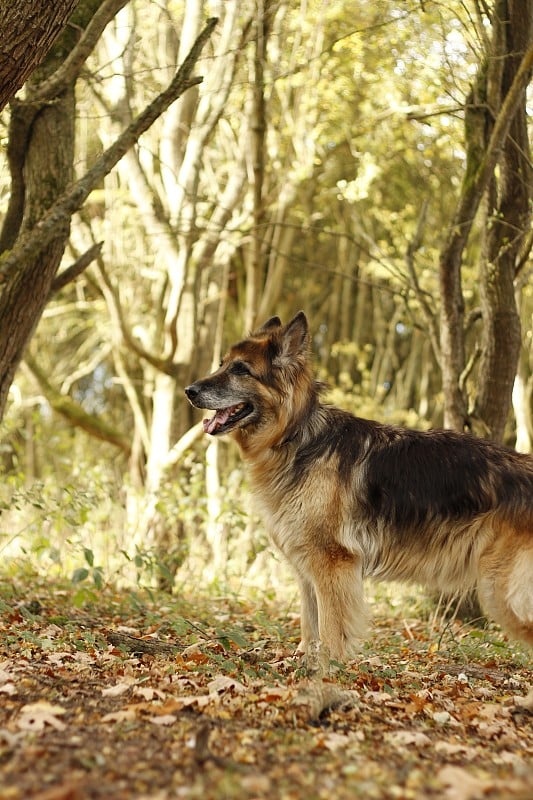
left=49, top=241, right=103, bottom=295
left=165, top=422, right=205, bottom=469
left=0, top=101, right=38, bottom=253
left=25, top=356, right=131, bottom=455
left=94, top=257, right=177, bottom=376
left=29, top=0, right=130, bottom=103
left=0, top=16, right=218, bottom=283
left=438, top=40, right=533, bottom=430
left=441, top=42, right=533, bottom=279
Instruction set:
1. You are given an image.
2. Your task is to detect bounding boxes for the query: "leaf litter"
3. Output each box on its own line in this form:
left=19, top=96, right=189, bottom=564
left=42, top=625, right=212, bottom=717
left=0, top=578, right=531, bottom=799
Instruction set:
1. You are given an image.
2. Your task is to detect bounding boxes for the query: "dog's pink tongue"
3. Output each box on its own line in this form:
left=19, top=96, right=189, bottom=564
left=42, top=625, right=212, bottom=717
left=203, top=408, right=231, bottom=434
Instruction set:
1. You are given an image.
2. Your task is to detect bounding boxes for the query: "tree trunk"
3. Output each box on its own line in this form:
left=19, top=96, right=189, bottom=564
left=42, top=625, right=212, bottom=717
left=436, top=0, right=533, bottom=624
left=244, top=0, right=270, bottom=333
left=0, top=2, right=83, bottom=419
left=438, top=3, right=533, bottom=433
left=513, top=288, right=533, bottom=452
left=472, top=0, right=533, bottom=442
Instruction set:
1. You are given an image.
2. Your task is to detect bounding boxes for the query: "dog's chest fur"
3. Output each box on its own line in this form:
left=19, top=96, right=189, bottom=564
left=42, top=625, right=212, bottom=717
left=245, top=445, right=345, bottom=559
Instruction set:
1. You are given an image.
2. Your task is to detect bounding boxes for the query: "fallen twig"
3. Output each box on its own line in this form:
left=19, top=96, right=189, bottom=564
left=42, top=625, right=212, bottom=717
left=106, top=631, right=180, bottom=656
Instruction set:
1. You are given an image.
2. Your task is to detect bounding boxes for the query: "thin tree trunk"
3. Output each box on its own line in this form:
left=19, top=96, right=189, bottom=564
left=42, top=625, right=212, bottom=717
left=438, top=17, right=533, bottom=431
left=245, top=0, right=269, bottom=333
left=472, top=0, right=533, bottom=441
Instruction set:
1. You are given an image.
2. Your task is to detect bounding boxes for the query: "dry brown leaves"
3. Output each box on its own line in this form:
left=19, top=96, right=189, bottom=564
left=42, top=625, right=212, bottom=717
left=0, top=583, right=531, bottom=800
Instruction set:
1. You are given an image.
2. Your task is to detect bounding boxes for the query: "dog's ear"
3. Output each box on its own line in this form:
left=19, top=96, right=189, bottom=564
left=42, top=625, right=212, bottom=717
left=278, top=311, right=309, bottom=360
left=255, top=316, right=282, bottom=335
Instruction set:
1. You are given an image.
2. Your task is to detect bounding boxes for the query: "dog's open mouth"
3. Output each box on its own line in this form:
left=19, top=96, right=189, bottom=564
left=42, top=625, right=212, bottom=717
left=203, top=402, right=254, bottom=435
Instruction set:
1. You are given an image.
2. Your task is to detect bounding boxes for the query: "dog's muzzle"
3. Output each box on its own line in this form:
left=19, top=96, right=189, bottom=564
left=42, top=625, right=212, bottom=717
left=185, top=382, right=254, bottom=435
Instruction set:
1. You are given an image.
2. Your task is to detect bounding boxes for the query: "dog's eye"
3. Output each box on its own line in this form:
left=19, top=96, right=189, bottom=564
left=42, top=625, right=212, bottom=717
left=230, top=361, right=251, bottom=376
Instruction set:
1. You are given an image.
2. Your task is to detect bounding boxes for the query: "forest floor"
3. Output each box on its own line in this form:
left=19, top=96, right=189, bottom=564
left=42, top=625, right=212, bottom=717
left=0, top=574, right=531, bottom=800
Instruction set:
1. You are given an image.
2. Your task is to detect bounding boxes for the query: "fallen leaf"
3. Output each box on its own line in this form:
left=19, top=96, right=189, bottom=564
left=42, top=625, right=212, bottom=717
left=438, top=766, right=492, bottom=800
left=476, top=703, right=506, bottom=721
left=0, top=664, right=15, bottom=683
left=17, top=701, right=67, bottom=732
left=433, top=711, right=457, bottom=725
left=46, top=652, right=74, bottom=666
left=434, top=741, right=478, bottom=760
left=148, top=714, right=177, bottom=726
left=102, top=681, right=134, bottom=697
left=177, top=694, right=212, bottom=709
left=364, top=691, right=395, bottom=704
left=133, top=686, right=166, bottom=701
left=515, top=687, right=533, bottom=711
left=101, top=709, right=137, bottom=723
left=257, top=686, right=288, bottom=702
left=319, top=732, right=354, bottom=752
left=239, top=775, right=272, bottom=794
left=207, top=676, right=246, bottom=695
left=385, top=730, right=432, bottom=748
left=116, top=625, right=141, bottom=634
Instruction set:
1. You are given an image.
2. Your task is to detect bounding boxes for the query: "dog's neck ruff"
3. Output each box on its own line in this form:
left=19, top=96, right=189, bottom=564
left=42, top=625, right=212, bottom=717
left=275, top=390, right=325, bottom=450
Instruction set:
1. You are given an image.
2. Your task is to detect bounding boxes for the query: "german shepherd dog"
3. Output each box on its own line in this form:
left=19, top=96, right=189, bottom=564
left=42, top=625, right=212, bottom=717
left=186, top=312, right=533, bottom=661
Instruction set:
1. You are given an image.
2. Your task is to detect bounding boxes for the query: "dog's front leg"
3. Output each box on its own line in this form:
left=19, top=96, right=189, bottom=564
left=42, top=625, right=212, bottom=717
left=309, top=553, right=369, bottom=662
left=295, top=574, right=319, bottom=655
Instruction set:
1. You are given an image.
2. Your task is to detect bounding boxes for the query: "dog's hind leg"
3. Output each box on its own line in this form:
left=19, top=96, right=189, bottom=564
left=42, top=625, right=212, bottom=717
left=478, top=528, right=533, bottom=648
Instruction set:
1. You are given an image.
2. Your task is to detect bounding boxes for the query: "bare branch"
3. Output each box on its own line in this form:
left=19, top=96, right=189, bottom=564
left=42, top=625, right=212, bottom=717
left=29, top=0, right=130, bottom=102
left=94, top=257, right=177, bottom=376
left=49, top=241, right=103, bottom=295
left=441, top=42, right=533, bottom=279
left=404, top=199, right=440, bottom=361
left=24, top=355, right=131, bottom=455
left=165, top=422, right=205, bottom=469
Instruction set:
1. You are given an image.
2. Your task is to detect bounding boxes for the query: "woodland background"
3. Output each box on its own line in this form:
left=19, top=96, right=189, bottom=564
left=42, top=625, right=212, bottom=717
left=0, top=0, right=532, bottom=596
left=0, top=3, right=532, bottom=799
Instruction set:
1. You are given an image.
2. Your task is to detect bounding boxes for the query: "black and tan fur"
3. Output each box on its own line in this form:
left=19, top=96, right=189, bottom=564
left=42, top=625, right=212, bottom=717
left=186, top=312, right=533, bottom=661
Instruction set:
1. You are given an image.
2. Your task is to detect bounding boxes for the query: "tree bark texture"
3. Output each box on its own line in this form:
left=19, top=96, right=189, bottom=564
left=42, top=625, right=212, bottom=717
left=0, top=0, right=80, bottom=112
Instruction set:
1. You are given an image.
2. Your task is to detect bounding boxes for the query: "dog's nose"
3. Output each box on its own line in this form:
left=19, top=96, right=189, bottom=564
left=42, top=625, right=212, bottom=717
left=185, top=384, right=199, bottom=400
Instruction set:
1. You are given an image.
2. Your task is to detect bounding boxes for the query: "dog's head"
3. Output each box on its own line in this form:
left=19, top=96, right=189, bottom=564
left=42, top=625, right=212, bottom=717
left=185, top=311, right=314, bottom=445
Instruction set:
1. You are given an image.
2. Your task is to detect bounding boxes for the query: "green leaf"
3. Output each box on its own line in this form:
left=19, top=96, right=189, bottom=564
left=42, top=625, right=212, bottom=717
left=92, top=567, right=104, bottom=590
left=72, top=567, right=89, bottom=584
